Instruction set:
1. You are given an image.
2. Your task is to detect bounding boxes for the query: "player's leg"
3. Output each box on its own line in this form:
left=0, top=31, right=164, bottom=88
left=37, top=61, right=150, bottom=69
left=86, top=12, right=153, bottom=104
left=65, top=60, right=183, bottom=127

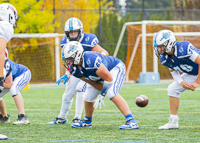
left=158, top=73, right=197, bottom=130
left=47, top=76, right=80, bottom=125
left=13, top=94, right=24, bottom=115
left=10, top=70, right=31, bottom=125
left=0, top=94, right=10, bottom=124
left=71, top=84, right=100, bottom=128
left=107, top=62, right=139, bottom=129
left=72, top=80, right=87, bottom=123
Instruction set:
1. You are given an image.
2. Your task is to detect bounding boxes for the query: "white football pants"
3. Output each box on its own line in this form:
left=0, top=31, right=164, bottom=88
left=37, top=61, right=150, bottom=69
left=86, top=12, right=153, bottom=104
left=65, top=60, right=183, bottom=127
left=0, top=69, right=31, bottom=100
left=84, top=62, right=126, bottom=102
left=168, top=73, right=197, bottom=98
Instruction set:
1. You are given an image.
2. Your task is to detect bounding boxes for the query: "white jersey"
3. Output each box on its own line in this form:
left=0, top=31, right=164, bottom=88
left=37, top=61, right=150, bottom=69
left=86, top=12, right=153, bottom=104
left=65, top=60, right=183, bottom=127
left=0, top=21, right=14, bottom=42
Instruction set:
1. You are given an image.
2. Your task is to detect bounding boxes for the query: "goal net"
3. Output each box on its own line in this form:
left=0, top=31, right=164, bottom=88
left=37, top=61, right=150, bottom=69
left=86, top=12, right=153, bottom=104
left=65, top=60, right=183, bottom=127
left=8, top=33, right=65, bottom=83
left=114, top=21, right=200, bottom=83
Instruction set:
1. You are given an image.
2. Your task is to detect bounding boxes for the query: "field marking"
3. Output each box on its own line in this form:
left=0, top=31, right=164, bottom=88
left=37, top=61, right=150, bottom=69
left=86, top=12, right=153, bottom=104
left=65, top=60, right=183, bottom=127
left=154, top=87, right=200, bottom=91
left=76, top=135, right=115, bottom=137
left=8, top=138, right=147, bottom=143
left=4, top=98, right=200, bottom=102
left=5, top=108, right=200, bottom=114
left=7, top=122, right=200, bottom=128
left=135, top=132, right=174, bottom=135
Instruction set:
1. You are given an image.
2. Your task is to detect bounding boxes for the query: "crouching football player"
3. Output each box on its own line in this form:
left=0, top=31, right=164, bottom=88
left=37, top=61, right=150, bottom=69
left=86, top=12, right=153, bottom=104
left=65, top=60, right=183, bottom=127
left=61, top=41, right=139, bottom=129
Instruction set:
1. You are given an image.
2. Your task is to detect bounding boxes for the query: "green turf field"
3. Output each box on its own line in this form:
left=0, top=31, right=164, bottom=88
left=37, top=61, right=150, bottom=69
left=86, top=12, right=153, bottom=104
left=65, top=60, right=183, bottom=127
left=0, top=83, right=200, bottom=143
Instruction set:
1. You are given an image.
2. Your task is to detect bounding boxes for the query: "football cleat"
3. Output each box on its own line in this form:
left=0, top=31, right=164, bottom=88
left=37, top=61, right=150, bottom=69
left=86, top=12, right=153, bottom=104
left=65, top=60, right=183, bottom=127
left=0, top=114, right=10, bottom=124
left=158, top=117, right=179, bottom=130
left=13, top=114, right=30, bottom=125
left=0, top=134, right=7, bottom=140
left=47, top=117, right=67, bottom=125
left=72, top=117, right=81, bottom=123
left=71, top=119, right=92, bottom=128
left=119, top=119, right=139, bottom=129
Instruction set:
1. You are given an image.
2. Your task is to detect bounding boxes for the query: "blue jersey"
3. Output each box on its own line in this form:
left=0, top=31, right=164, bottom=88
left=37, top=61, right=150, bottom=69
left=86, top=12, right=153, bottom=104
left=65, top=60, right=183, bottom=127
left=159, top=41, right=200, bottom=75
left=69, top=51, right=121, bottom=81
left=7, top=60, right=28, bottom=80
left=60, top=33, right=99, bottom=51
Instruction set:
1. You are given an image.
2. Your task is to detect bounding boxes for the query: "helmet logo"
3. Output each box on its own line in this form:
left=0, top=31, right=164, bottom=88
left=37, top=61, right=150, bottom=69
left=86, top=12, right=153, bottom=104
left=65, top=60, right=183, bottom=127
left=160, top=33, right=170, bottom=41
left=68, top=45, right=77, bottom=53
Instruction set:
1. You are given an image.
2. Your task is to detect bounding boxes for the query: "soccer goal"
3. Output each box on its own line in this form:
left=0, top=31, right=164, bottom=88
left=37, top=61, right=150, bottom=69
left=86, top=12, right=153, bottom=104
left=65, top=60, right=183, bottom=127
left=10, top=33, right=65, bottom=83
left=114, top=20, right=200, bottom=83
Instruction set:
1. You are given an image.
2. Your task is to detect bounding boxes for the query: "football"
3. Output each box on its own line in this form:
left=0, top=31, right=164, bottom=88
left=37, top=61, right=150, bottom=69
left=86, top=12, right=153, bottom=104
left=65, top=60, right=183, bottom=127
left=135, top=95, right=149, bottom=107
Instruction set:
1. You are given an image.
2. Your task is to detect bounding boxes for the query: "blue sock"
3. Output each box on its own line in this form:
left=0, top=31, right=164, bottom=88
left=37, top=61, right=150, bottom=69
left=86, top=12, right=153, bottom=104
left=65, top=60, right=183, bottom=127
left=85, top=116, right=92, bottom=124
left=125, top=114, right=134, bottom=121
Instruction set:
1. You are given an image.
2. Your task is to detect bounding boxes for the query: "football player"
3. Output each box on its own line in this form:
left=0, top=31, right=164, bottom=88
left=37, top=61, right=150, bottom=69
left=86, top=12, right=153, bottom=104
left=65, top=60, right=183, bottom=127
left=0, top=48, right=31, bottom=125
left=61, top=41, right=139, bottom=129
left=153, top=30, right=200, bottom=130
left=47, top=17, right=108, bottom=125
left=0, top=3, right=18, bottom=93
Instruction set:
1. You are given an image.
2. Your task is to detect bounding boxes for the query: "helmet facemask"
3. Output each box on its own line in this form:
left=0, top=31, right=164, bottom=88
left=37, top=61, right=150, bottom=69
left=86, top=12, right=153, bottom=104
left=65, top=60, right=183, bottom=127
left=62, top=41, right=84, bottom=70
left=65, top=29, right=82, bottom=41
left=64, top=18, right=83, bottom=41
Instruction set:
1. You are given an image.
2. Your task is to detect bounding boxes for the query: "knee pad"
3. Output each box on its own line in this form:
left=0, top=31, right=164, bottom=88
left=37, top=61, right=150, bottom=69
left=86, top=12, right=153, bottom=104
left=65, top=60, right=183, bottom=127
left=83, top=93, right=96, bottom=102
left=167, top=83, right=180, bottom=98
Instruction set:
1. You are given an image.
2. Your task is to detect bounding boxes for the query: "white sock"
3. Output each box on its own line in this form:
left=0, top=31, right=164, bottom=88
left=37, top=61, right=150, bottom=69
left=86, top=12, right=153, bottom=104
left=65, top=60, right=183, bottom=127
left=58, top=99, right=73, bottom=119
left=74, top=92, right=84, bottom=119
left=170, top=114, right=178, bottom=119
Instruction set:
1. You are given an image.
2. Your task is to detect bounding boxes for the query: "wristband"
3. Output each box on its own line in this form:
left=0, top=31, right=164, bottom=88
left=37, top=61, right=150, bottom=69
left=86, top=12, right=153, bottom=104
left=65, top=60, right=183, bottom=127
left=170, top=71, right=183, bottom=84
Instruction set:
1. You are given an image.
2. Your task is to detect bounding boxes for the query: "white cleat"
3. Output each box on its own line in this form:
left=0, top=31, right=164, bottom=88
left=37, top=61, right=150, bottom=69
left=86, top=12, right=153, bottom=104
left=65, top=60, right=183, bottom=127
left=13, top=114, right=30, bottom=125
left=158, top=117, right=179, bottom=130
left=0, top=134, right=7, bottom=140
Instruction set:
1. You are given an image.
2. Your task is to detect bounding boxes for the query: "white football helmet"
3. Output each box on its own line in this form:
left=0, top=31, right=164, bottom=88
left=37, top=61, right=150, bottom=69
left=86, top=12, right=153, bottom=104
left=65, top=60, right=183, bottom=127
left=153, top=30, right=176, bottom=57
left=62, top=41, right=84, bottom=68
left=0, top=3, right=18, bottom=28
left=64, top=17, right=83, bottom=41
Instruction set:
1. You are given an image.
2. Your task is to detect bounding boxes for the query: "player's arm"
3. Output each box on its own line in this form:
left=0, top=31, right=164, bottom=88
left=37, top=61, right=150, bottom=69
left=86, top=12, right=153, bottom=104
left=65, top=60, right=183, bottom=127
left=91, top=44, right=109, bottom=56
left=81, top=63, right=113, bottom=94
left=0, top=38, right=6, bottom=77
left=190, top=55, right=200, bottom=91
left=95, top=63, right=113, bottom=96
left=170, top=69, right=190, bottom=90
left=4, top=72, right=12, bottom=89
left=80, top=77, right=103, bottom=91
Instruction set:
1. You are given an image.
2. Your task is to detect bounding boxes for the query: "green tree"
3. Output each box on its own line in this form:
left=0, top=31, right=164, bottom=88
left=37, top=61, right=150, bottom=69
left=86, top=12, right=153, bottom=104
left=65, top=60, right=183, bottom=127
left=118, top=13, right=132, bottom=63
left=165, top=8, right=172, bottom=20
left=6, top=0, right=58, bottom=33
left=135, top=10, right=143, bottom=21
left=101, top=13, right=114, bottom=55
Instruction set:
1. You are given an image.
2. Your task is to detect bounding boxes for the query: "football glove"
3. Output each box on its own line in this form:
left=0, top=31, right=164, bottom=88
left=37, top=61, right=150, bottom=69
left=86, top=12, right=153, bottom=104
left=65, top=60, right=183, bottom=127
left=56, top=74, right=69, bottom=85
left=0, top=77, right=4, bottom=93
left=94, top=95, right=105, bottom=109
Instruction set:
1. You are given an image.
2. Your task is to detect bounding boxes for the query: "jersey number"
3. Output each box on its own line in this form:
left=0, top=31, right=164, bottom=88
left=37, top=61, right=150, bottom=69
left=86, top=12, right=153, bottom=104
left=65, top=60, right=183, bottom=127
left=174, top=64, right=193, bottom=72
left=87, top=76, right=100, bottom=81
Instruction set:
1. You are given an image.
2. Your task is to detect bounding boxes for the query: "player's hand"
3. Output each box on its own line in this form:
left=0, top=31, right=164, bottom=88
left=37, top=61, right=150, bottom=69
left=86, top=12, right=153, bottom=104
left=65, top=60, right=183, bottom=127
left=94, top=95, right=105, bottom=109
left=190, top=82, right=199, bottom=91
left=180, top=81, right=190, bottom=90
left=0, top=77, right=5, bottom=93
left=56, top=74, right=68, bottom=85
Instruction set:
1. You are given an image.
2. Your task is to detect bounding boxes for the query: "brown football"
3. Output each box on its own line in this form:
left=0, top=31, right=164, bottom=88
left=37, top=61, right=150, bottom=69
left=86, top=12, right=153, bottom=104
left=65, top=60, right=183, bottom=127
left=135, top=95, right=149, bottom=107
